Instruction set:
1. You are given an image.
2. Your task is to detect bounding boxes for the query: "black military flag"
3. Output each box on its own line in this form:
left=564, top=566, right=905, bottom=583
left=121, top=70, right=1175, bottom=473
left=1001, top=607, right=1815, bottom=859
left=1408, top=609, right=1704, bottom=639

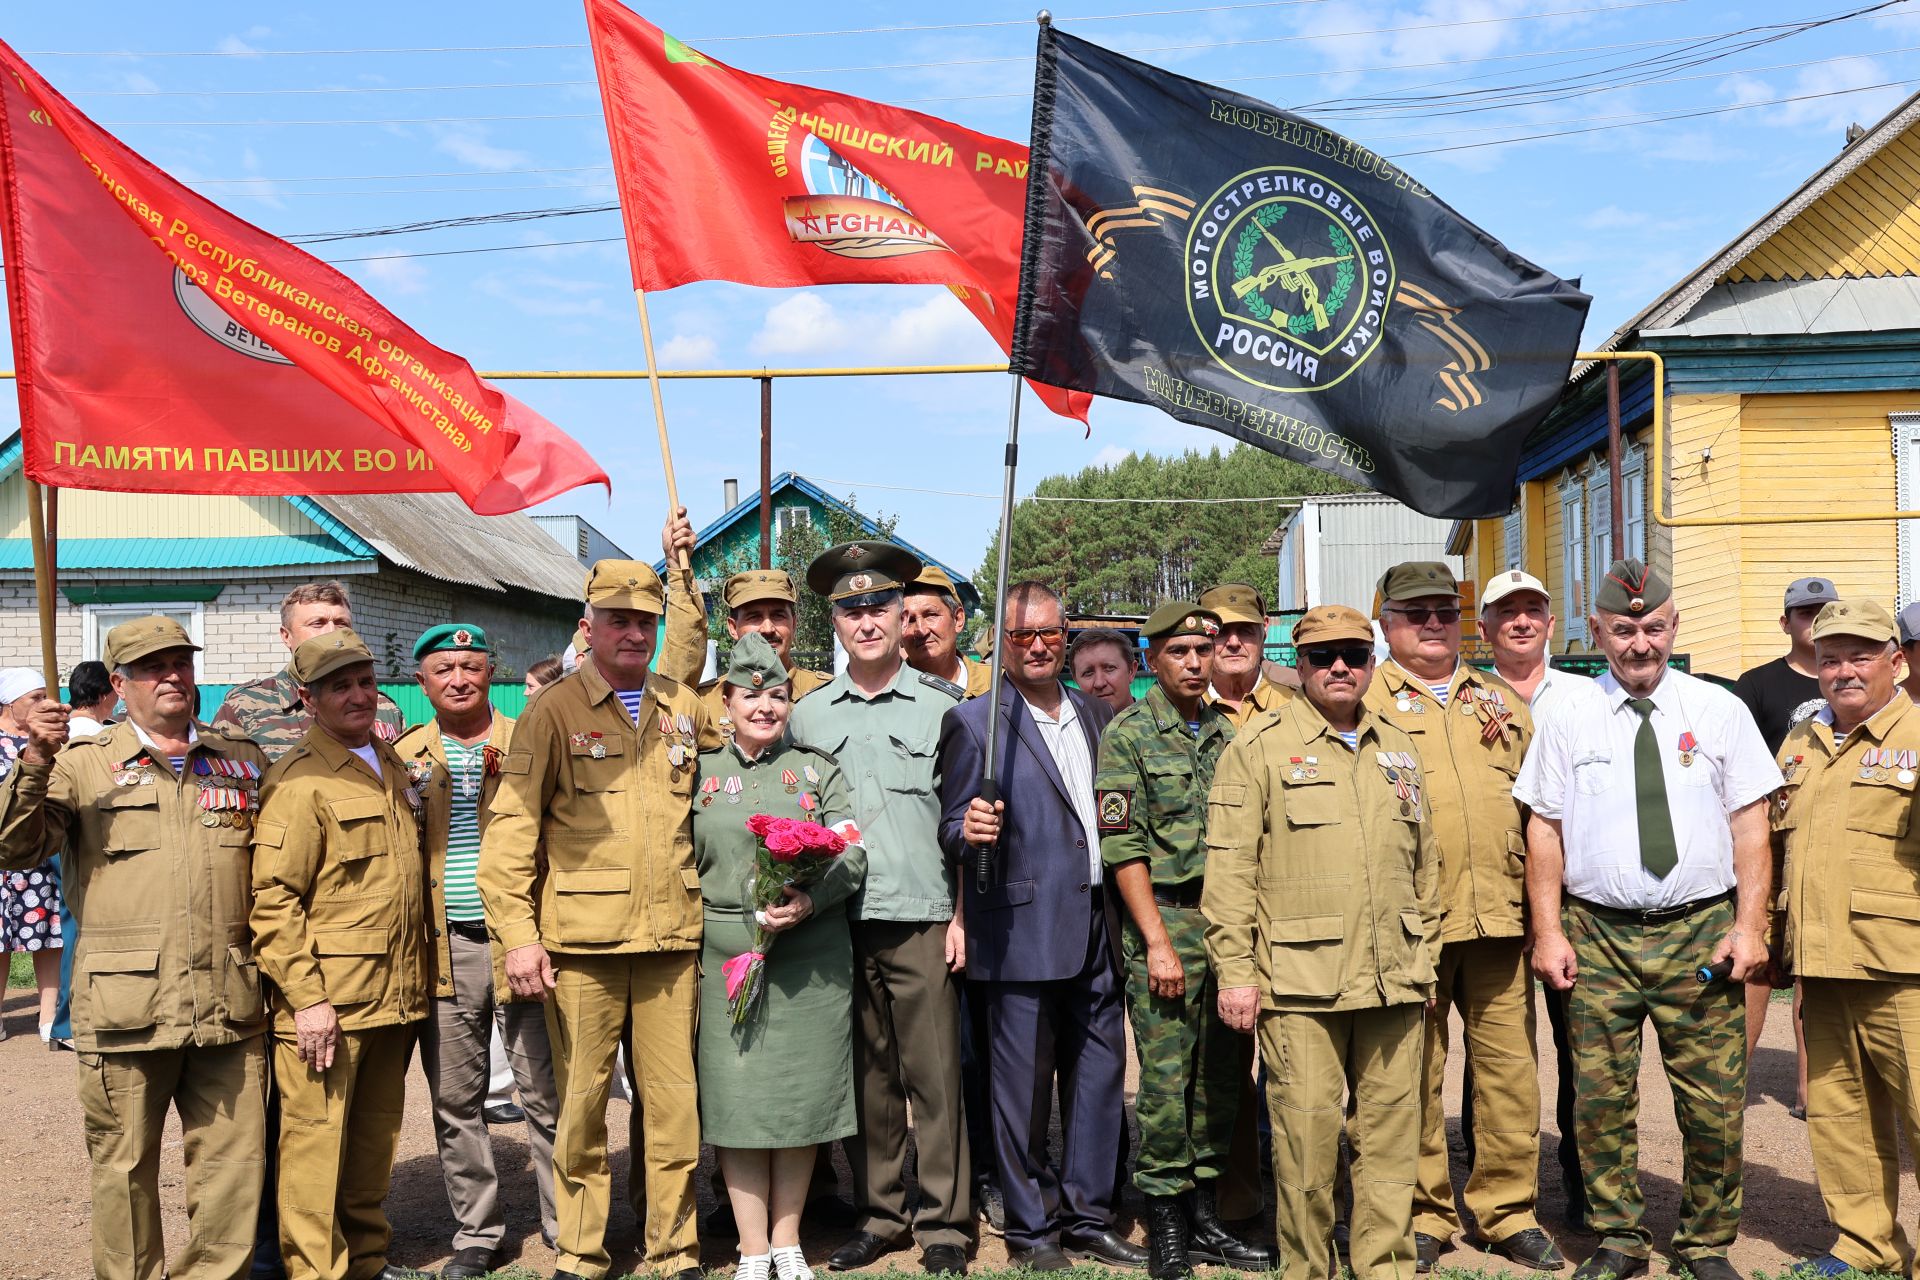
left=1010, top=25, right=1592, bottom=520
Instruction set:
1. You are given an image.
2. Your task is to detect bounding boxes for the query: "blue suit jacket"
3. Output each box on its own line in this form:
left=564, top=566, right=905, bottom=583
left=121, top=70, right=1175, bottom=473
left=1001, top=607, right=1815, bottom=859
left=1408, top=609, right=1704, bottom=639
left=937, top=679, right=1120, bottom=985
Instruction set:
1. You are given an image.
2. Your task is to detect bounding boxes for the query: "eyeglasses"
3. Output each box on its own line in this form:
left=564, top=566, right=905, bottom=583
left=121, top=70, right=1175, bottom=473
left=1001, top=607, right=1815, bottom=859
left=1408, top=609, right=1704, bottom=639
left=1005, top=626, right=1068, bottom=648
left=1303, top=646, right=1373, bottom=669
left=1384, top=606, right=1461, bottom=626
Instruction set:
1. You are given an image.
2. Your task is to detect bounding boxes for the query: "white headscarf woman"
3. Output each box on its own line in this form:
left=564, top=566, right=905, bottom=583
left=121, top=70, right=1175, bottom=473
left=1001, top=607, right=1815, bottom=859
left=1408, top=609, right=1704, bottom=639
left=0, top=666, right=60, bottom=1044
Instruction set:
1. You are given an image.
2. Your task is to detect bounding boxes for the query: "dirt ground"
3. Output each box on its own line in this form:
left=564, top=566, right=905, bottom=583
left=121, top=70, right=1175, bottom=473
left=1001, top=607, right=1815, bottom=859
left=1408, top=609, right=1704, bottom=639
left=0, top=986, right=1901, bottom=1279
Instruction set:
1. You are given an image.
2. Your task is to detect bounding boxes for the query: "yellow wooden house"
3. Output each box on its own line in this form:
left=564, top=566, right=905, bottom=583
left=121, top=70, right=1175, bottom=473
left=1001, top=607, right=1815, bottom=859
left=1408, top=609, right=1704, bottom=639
left=1453, top=90, right=1920, bottom=678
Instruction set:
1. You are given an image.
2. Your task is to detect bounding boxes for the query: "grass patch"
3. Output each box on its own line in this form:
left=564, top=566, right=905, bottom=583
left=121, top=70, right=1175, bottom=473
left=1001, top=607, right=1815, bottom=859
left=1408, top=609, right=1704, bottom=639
left=7, top=952, right=30, bottom=989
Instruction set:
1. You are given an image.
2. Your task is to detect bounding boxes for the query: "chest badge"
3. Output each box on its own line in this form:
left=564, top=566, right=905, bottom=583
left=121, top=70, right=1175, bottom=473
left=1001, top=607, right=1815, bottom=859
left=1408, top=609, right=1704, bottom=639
left=1677, top=731, right=1697, bottom=768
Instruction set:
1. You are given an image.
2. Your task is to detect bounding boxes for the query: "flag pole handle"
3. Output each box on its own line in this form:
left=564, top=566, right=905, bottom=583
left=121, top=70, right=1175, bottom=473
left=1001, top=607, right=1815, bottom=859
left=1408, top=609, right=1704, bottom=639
left=975, top=375, right=1025, bottom=892
left=633, top=287, right=691, bottom=571
left=25, top=479, right=57, bottom=690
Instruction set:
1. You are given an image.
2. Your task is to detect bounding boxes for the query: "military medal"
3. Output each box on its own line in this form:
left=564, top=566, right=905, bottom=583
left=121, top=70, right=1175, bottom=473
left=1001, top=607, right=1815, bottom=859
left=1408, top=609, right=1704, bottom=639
left=1900, top=749, right=1916, bottom=785
left=700, top=776, right=720, bottom=808
left=587, top=731, right=606, bottom=760
left=570, top=732, right=589, bottom=750
left=781, top=768, right=799, bottom=794
left=1304, top=755, right=1319, bottom=780
left=1288, top=755, right=1305, bottom=780
left=1782, top=754, right=1801, bottom=782
left=1395, top=697, right=1412, bottom=713
left=1862, top=747, right=1881, bottom=781
left=724, top=775, right=744, bottom=804
left=799, top=792, right=816, bottom=812
left=676, top=713, right=693, bottom=737
left=803, top=765, right=820, bottom=785
left=658, top=712, right=674, bottom=736
left=1677, top=731, right=1697, bottom=768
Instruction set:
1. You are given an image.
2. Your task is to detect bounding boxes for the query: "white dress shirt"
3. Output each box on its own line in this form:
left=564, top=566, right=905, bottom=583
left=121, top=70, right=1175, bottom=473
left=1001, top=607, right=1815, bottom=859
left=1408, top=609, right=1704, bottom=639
left=1024, top=690, right=1103, bottom=882
left=1514, top=667, right=1781, bottom=910
left=1523, top=664, right=1592, bottom=735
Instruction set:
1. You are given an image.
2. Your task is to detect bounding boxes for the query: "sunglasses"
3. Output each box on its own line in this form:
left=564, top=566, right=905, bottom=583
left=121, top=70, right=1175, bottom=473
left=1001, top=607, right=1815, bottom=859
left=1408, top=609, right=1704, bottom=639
left=1384, top=606, right=1461, bottom=626
left=1005, top=626, right=1068, bottom=648
left=1303, top=646, right=1373, bottom=669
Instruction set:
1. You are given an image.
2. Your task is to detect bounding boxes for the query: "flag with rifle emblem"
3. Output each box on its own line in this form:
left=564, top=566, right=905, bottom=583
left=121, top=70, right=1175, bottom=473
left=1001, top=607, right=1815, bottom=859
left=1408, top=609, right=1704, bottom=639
left=1009, top=26, right=1592, bottom=520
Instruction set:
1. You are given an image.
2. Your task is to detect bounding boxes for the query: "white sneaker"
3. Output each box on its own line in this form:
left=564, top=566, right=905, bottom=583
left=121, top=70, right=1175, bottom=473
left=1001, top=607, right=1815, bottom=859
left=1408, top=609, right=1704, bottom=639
left=738, top=1252, right=773, bottom=1280
left=772, top=1245, right=813, bottom=1280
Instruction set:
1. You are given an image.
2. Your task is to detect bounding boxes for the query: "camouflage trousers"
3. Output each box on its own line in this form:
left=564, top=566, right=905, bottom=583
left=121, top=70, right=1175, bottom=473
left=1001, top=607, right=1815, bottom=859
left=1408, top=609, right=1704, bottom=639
left=1566, top=896, right=1746, bottom=1262
left=1122, top=905, right=1244, bottom=1196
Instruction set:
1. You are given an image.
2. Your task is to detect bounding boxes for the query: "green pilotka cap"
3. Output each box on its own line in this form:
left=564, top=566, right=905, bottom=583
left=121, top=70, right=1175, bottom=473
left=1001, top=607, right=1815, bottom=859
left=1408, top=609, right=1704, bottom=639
left=722, top=632, right=791, bottom=691
left=1141, top=602, right=1220, bottom=642
left=1593, top=558, right=1672, bottom=616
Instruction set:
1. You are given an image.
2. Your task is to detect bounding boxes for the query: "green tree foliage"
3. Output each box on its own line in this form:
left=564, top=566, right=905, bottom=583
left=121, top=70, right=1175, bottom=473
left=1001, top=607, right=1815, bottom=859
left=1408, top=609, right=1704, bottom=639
left=703, top=496, right=898, bottom=667
left=972, top=445, right=1356, bottom=618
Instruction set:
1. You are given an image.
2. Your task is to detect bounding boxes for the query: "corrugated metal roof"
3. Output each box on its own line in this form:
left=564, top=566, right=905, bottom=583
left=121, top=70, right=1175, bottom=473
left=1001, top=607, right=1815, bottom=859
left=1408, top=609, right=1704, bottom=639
left=0, top=535, right=362, bottom=571
left=1643, top=276, right=1920, bottom=338
left=1575, top=87, right=1920, bottom=372
left=310, top=493, right=585, bottom=603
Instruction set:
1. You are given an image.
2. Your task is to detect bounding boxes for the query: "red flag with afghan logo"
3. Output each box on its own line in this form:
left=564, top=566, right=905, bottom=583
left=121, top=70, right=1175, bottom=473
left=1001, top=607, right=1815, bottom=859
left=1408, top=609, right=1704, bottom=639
left=584, top=0, right=1087, bottom=421
left=0, top=43, right=609, bottom=514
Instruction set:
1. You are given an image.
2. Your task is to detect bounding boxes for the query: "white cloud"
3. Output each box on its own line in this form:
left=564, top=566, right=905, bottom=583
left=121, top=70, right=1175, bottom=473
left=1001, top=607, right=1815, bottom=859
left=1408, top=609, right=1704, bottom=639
left=432, top=128, right=531, bottom=172
left=753, top=292, right=847, bottom=355
left=1089, top=444, right=1133, bottom=468
left=474, top=270, right=612, bottom=319
left=216, top=34, right=262, bottom=57
left=357, top=255, right=428, bottom=297
left=658, top=333, right=717, bottom=365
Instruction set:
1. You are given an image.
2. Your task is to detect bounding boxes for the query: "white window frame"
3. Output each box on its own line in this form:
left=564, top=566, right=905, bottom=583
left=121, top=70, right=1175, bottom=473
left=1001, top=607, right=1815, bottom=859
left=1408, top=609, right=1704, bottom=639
left=1621, top=442, right=1648, bottom=564
left=1897, top=413, right=1920, bottom=607
left=1502, top=504, right=1525, bottom=573
left=82, top=602, right=206, bottom=678
left=1587, top=465, right=1613, bottom=601
left=1560, top=473, right=1587, bottom=642
left=774, top=506, right=813, bottom=540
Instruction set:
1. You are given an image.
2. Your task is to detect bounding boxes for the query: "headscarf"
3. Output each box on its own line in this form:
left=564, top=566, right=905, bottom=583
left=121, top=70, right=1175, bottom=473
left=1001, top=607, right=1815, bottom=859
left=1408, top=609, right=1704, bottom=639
left=0, top=668, right=47, bottom=706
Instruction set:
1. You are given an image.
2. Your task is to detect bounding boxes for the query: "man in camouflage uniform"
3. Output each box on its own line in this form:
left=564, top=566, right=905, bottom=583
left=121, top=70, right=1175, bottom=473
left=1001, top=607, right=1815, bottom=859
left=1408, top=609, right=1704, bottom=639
left=1096, top=601, right=1271, bottom=1280
left=1516, top=560, right=1778, bottom=1280
left=215, top=581, right=405, bottom=760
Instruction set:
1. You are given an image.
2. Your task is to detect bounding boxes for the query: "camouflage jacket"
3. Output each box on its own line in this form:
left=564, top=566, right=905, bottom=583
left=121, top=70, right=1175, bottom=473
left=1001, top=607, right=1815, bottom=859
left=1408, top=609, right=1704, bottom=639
left=1095, top=681, right=1235, bottom=885
left=213, top=667, right=406, bottom=763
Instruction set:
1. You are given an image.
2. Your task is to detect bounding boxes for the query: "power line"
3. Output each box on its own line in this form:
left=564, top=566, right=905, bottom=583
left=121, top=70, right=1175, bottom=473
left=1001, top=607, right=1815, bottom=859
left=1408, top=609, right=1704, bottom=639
left=323, top=236, right=623, bottom=264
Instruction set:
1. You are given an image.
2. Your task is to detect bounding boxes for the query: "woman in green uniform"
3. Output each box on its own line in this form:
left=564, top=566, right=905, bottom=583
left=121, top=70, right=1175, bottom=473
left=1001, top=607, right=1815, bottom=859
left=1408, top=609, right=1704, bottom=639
left=694, top=633, right=865, bottom=1280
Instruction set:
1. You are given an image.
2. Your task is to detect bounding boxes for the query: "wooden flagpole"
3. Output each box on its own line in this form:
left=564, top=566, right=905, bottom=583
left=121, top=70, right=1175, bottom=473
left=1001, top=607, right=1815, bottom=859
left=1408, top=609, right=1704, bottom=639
left=633, top=287, right=691, bottom=571
left=25, top=479, right=57, bottom=686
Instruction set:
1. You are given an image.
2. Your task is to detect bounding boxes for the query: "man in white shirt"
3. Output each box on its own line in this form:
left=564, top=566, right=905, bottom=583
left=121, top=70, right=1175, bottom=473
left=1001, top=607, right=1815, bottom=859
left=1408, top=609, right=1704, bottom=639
left=1516, top=558, right=1779, bottom=1280
left=1477, top=569, right=1590, bottom=1229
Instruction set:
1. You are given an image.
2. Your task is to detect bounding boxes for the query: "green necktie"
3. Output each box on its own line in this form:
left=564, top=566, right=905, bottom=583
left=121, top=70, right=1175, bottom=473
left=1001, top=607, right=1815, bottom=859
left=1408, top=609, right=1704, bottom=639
left=1627, top=697, right=1679, bottom=879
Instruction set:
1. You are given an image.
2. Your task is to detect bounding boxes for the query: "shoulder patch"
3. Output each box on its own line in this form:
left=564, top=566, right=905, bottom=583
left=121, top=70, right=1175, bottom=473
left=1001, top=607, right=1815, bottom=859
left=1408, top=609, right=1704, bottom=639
left=1097, top=788, right=1132, bottom=832
left=916, top=671, right=965, bottom=701
left=795, top=741, right=843, bottom=769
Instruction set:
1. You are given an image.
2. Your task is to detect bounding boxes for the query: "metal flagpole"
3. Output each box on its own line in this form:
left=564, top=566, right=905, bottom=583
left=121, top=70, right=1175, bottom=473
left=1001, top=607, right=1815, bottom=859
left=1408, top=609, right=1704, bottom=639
left=973, top=375, right=1025, bottom=891
left=633, top=286, right=692, bottom=571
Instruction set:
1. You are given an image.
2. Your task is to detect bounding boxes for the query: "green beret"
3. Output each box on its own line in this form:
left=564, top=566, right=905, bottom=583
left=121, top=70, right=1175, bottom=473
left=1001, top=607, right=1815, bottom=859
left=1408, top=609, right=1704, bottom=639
left=1142, top=601, right=1220, bottom=642
left=413, top=623, right=491, bottom=660
left=1377, top=561, right=1460, bottom=603
left=1593, top=557, right=1671, bottom=616
left=806, top=540, right=922, bottom=608
left=722, top=632, right=790, bottom=691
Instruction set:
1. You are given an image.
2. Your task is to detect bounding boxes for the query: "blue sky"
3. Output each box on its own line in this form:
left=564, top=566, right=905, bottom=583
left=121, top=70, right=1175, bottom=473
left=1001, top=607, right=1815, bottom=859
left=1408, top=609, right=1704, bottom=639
left=3, top=1, right=1918, bottom=576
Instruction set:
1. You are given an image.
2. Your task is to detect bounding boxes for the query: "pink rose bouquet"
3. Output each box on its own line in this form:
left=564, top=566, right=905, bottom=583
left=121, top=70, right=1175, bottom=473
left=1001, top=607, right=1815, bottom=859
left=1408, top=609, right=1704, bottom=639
left=724, top=813, right=859, bottom=1023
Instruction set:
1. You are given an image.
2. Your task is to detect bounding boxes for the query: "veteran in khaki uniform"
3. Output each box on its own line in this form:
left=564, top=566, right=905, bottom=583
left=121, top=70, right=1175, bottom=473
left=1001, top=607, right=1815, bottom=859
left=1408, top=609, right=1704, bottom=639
left=1202, top=584, right=1295, bottom=729
left=905, top=564, right=995, bottom=699
left=1204, top=604, right=1439, bottom=1280
left=394, top=624, right=558, bottom=1279
left=1770, top=598, right=1920, bottom=1278
left=1365, top=562, right=1559, bottom=1271
left=249, top=630, right=430, bottom=1280
left=0, top=617, right=270, bottom=1280
left=477, top=558, right=718, bottom=1280
left=1096, top=602, right=1269, bottom=1280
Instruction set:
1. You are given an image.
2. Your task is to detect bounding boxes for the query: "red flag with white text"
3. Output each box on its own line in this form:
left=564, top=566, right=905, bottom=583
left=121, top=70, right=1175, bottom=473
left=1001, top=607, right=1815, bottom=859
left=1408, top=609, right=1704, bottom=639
left=0, top=44, right=609, bottom=513
left=584, top=0, right=1088, bottom=420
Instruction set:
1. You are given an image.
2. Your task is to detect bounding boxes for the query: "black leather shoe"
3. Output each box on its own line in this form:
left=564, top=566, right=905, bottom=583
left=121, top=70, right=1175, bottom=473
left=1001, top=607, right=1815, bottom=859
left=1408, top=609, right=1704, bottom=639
left=1488, top=1229, right=1567, bottom=1271
left=807, top=1195, right=859, bottom=1229
left=1009, top=1244, right=1073, bottom=1272
left=1065, top=1229, right=1149, bottom=1269
left=1414, top=1232, right=1446, bottom=1274
left=922, top=1243, right=968, bottom=1275
left=552, top=1272, right=592, bottom=1280
left=1182, top=1182, right=1272, bottom=1271
left=1145, top=1196, right=1193, bottom=1280
left=440, top=1247, right=497, bottom=1280
left=1572, top=1248, right=1650, bottom=1280
left=1680, top=1257, right=1743, bottom=1280
left=483, top=1101, right=526, bottom=1125
left=827, top=1232, right=901, bottom=1271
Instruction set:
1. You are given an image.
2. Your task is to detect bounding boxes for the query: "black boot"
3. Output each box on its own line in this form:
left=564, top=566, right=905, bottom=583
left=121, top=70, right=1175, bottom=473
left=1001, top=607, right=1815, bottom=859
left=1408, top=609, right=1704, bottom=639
left=1145, top=1196, right=1193, bottom=1280
left=1185, top=1180, right=1274, bottom=1272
